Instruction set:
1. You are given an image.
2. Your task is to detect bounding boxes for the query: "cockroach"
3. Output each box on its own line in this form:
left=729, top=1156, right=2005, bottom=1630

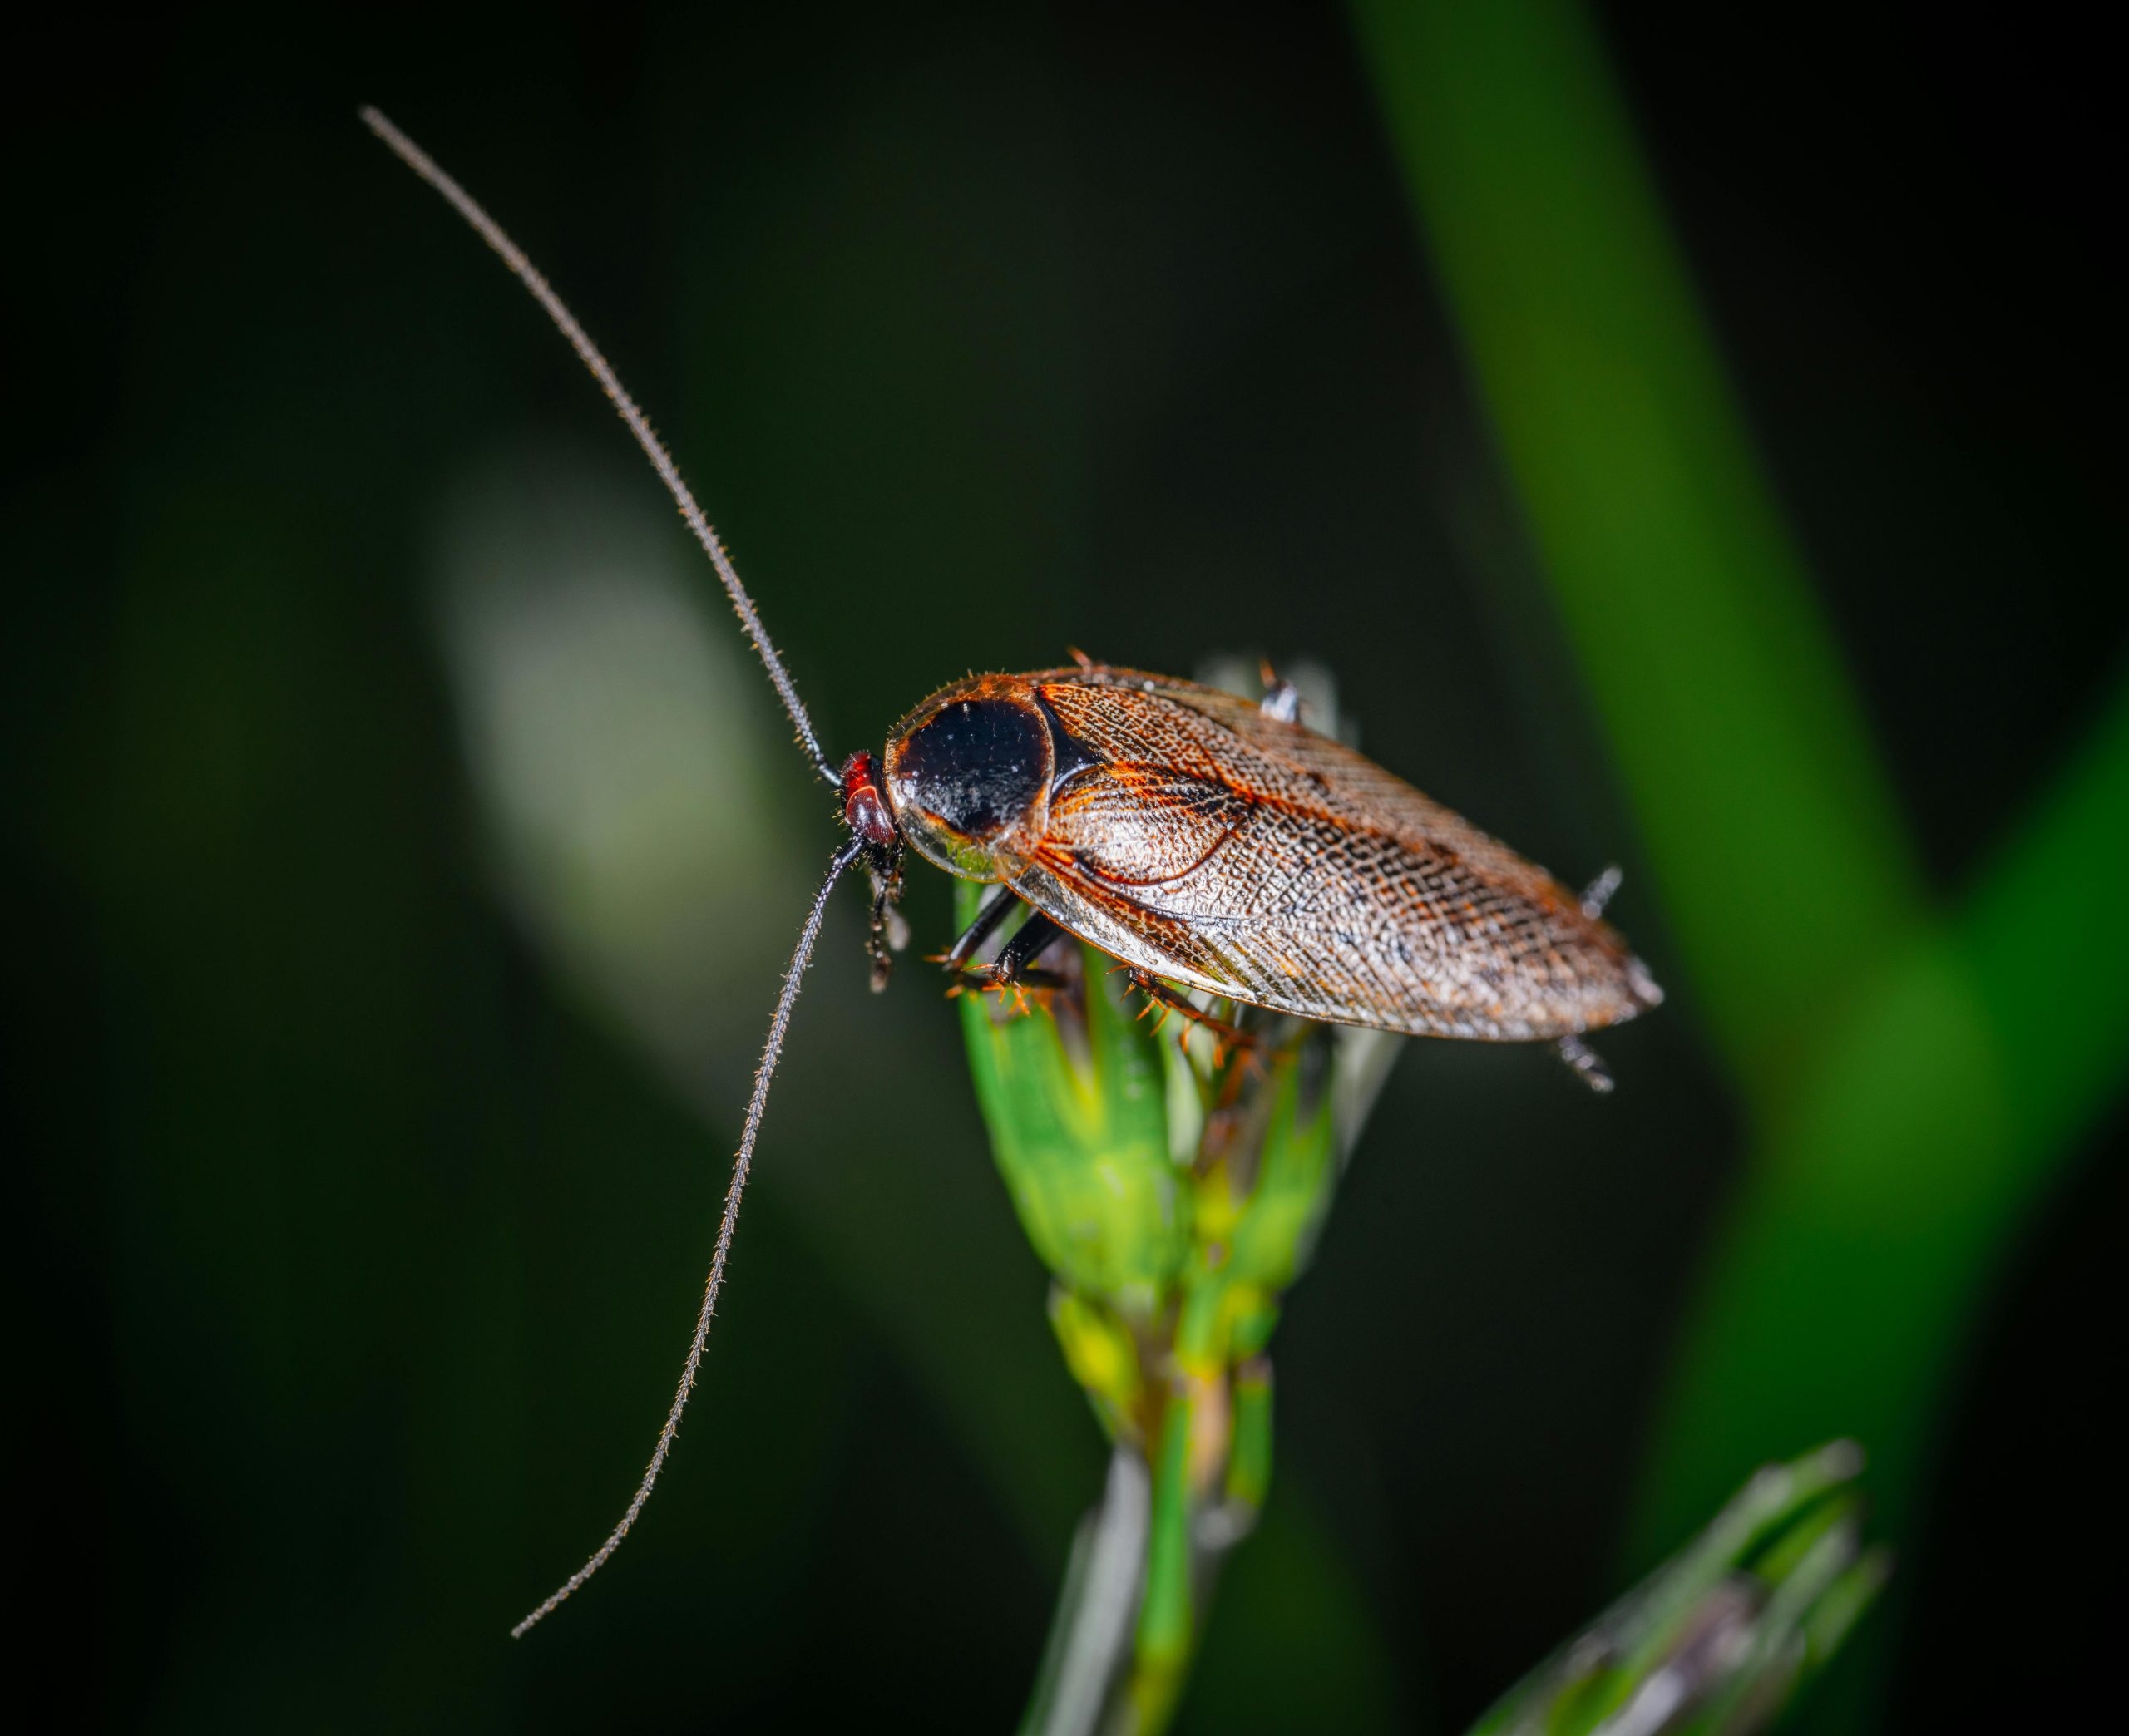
left=361, top=109, right=1662, bottom=1636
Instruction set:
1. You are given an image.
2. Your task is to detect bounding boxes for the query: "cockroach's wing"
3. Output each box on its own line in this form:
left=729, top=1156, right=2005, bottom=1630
left=1011, top=673, right=1662, bottom=1042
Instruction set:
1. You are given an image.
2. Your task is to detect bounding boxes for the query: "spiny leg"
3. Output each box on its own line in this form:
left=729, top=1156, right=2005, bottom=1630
left=1555, top=1033, right=1615, bottom=1094
left=864, top=853, right=907, bottom=993
left=937, top=885, right=1022, bottom=972
left=1124, top=969, right=1259, bottom=1065
left=935, top=896, right=1069, bottom=1015
left=953, top=911, right=1071, bottom=1015
left=989, top=910, right=1069, bottom=987
left=1580, top=864, right=1624, bottom=920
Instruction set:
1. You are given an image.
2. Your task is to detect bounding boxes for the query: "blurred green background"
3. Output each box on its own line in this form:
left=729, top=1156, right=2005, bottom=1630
left=10, top=2, right=2120, bottom=1730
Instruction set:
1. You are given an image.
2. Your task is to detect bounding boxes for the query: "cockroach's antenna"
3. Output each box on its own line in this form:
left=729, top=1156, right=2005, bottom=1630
left=511, top=836, right=866, bottom=1638
left=366, top=106, right=870, bottom=1634
left=359, top=106, right=838, bottom=788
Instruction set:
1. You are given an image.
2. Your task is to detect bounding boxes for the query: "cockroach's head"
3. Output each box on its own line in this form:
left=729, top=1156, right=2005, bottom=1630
left=838, top=749, right=908, bottom=991
left=882, top=680, right=1054, bottom=882
left=839, top=750, right=897, bottom=855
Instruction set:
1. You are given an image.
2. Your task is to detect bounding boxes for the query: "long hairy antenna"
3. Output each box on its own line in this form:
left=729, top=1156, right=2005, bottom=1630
left=512, top=838, right=865, bottom=1638
left=361, top=106, right=837, bottom=787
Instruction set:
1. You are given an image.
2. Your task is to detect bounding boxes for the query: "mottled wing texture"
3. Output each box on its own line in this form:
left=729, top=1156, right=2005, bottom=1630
left=1015, top=672, right=1661, bottom=1041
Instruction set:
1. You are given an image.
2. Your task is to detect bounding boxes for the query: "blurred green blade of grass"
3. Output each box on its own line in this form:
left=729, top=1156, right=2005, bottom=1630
left=1963, top=678, right=2129, bottom=1145
left=1351, top=0, right=2129, bottom=1724
left=1347, top=0, right=1920, bottom=1101
left=1640, top=672, right=2129, bottom=1556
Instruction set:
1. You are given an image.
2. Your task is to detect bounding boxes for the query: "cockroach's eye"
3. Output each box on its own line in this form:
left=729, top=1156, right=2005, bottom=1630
left=896, top=698, right=1050, bottom=839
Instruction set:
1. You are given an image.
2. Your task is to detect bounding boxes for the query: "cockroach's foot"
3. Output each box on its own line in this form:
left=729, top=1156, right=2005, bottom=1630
left=1556, top=1033, right=1614, bottom=1094
left=944, top=961, right=1066, bottom=1021
left=1257, top=660, right=1301, bottom=723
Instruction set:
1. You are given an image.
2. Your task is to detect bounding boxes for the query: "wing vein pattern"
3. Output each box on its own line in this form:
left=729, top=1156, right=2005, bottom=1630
left=1014, top=673, right=1659, bottom=1042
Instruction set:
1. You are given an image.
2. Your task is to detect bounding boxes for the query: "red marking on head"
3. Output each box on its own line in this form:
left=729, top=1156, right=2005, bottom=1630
left=840, top=751, right=897, bottom=848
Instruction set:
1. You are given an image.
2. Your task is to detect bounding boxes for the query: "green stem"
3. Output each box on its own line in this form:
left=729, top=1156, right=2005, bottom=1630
left=1128, top=1390, right=1199, bottom=1734
left=1023, top=1450, right=1154, bottom=1736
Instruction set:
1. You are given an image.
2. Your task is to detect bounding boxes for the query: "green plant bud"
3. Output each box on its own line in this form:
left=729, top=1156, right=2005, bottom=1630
left=954, top=800, right=1408, bottom=1736
left=955, top=880, right=1186, bottom=1309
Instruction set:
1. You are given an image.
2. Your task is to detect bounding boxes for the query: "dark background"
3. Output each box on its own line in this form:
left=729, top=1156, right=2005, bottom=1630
left=10, top=3, right=2118, bottom=1730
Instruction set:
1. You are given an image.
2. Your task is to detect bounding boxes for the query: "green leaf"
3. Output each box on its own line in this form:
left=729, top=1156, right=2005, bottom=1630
left=1469, top=1444, right=1889, bottom=1736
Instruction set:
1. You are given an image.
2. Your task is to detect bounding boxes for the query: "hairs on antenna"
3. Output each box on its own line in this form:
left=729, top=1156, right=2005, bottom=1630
left=511, top=837, right=862, bottom=1637
left=361, top=106, right=864, bottom=1635
left=359, top=106, right=837, bottom=787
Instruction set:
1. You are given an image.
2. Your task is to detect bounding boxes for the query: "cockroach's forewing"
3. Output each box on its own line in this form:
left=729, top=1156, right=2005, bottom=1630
left=1011, top=670, right=1662, bottom=1042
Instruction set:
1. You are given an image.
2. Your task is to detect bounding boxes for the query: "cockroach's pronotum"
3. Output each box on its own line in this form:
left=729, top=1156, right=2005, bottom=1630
left=361, top=108, right=1662, bottom=1636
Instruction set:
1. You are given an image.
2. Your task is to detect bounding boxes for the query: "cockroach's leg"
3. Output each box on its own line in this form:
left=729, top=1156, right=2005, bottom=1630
left=1124, top=969, right=1260, bottom=1058
left=938, top=901, right=1068, bottom=1014
left=985, top=910, right=1068, bottom=987
left=865, top=880, right=892, bottom=990
left=1122, top=976, right=1172, bottom=1029
left=1579, top=864, right=1624, bottom=920
left=936, top=886, right=1022, bottom=972
left=1257, top=661, right=1301, bottom=723
left=1555, top=1034, right=1615, bottom=1094
left=864, top=856, right=907, bottom=993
